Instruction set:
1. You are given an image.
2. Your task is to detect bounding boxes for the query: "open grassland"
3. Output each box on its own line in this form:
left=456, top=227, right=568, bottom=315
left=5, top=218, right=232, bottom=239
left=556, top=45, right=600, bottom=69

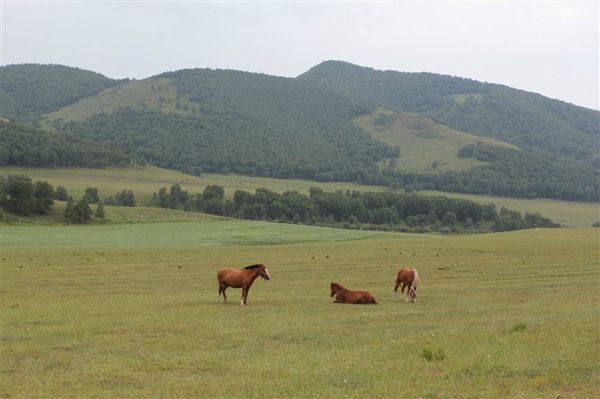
left=355, top=107, right=518, bottom=173
left=1, top=166, right=597, bottom=228
left=1, top=222, right=598, bottom=398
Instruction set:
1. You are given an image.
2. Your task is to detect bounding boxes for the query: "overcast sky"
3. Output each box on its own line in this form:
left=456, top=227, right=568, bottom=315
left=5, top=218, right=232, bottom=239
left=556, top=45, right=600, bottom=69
left=1, top=1, right=598, bottom=109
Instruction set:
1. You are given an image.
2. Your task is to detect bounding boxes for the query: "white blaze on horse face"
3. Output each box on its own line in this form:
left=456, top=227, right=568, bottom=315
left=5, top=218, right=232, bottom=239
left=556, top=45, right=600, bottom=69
left=265, top=268, right=271, bottom=279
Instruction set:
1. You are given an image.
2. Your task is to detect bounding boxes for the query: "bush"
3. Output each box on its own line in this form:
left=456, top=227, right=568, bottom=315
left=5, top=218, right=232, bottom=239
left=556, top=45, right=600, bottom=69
left=54, top=186, right=68, bottom=201
left=422, top=347, right=446, bottom=362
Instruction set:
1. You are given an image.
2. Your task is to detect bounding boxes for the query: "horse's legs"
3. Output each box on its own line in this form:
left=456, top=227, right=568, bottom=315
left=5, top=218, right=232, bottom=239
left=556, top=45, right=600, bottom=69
left=221, top=285, right=228, bottom=303
left=241, top=286, right=248, bottom=306
left=393, top=280, right=401, bottom=300
left=401, top=283, right=409, bottom=302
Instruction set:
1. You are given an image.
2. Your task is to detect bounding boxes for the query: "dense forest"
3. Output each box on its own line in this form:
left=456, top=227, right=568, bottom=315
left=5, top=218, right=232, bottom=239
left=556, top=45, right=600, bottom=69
left=0, top=64, right=122, bottom=122
left=0, top=120, right=130, bottom=168
left=300, top=61, right=600, bottom=165
left=152, top=184, right=558, bottom=233
left=57, top=68, right=397, bottom=179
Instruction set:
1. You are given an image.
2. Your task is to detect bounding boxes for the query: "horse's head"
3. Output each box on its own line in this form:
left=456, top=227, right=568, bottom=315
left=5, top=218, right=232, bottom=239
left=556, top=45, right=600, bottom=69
left=259, top=265, right=271, bottom=280
left=330, top=282, right=341, bottom=297
left=245, top=264, right=271, bottom=280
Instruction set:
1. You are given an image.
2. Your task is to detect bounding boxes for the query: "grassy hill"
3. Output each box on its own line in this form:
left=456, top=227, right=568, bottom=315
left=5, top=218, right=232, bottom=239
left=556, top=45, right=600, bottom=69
left=1, top=165, right=597, bottom=227
left=0, top=64, right=122, bottom=122
left=300, top=60, right=600, bottom=164
left=45, top=68, right=395, bottom=181
left=2, top=220, right=598, bottom=397
left=355, top=107, right=518, bottom=173
left=5, top=62, right=599, bottom=201
left=42, top=77, right=196, bottom=126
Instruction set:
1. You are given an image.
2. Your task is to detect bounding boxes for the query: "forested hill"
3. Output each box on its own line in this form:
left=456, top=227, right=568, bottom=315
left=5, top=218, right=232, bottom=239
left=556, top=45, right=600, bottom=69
left=0, top=119, right=130, bottom=168
left=0, top=64, right=123, bottom=122
left=4, top=62, right=599, bottom=201
left=300, top=61, right=600, bottom=165
left=57, top=68, right=397, bottom=180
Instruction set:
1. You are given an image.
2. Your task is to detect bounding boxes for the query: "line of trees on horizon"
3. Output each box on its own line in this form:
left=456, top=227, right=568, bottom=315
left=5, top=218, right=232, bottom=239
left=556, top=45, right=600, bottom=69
left=151, top=184, right=558, bottom=233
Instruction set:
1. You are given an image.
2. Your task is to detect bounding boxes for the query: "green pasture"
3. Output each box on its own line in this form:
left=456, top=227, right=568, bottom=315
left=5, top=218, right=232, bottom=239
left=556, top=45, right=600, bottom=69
left=0, top=219, right=386, bottom=249
left=355, top=107, right=517, bottom=173
left=1, top=222, right=598, bottom=397
left=1, top=165, right=597, bottom=228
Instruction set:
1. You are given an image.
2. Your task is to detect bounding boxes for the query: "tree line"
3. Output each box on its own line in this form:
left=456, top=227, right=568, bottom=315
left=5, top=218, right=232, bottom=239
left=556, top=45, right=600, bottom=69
left=0, top=175, right=134, bottom=224
left=152, top=184, right=558, bottom=233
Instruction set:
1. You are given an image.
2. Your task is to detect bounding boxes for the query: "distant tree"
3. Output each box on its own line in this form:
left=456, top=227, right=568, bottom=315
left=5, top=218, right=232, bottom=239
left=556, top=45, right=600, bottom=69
left=157, top=187, right=169, bottom=208
left=115, top=190, right=135, bottom=207
left=442, top=211, right=457, bottom=225
left=95, top=203, right=105, bottom=220
left=3, top=175, right=34, bottom=216
left=32, top=181, right=54, bottom=214
left=54, top=186, right=68, bottom=201
left=83, top=187, right=100, bottom=204
left=203, top=185, right=224, bottom=200
left=64, top=197, right=75, bottom=223
left=73, top=199, right=92, bottom=224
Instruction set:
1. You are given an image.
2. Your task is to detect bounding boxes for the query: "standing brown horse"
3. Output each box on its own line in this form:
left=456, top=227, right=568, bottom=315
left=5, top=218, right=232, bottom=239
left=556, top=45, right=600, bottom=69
left=217, top=264, right=271, bottom=306
left=393, top=268, right=419, bottom=303
left=330, top=282, right=377, bottom=304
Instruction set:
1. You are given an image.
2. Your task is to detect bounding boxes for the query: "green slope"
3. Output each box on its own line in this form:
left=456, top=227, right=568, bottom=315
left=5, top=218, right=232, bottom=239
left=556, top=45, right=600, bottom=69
left=355, top=107, right=518, bottom=173
left=0, top=64, right=122, bottom=122
left=300, top=60, right=600, bottom=164
left=42, top=77, right=196, bottom=125
left=46, top=68, right=397, bottom=181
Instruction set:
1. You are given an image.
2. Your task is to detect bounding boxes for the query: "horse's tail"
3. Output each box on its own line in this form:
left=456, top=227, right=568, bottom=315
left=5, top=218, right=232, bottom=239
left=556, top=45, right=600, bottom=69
left=411, top=268, right=419, bottom=291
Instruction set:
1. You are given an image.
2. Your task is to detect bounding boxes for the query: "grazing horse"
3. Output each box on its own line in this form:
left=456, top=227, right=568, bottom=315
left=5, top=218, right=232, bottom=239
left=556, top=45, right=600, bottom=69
left=393, top=268, right=419, bottom=303
left=217, top=264, right=271, bottom=306
left=330, top=282, right=377, bottom=304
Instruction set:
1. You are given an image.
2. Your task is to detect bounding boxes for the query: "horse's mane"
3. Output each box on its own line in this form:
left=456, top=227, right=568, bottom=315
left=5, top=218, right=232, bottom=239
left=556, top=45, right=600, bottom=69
left=244, top=264, right=264, bottom=270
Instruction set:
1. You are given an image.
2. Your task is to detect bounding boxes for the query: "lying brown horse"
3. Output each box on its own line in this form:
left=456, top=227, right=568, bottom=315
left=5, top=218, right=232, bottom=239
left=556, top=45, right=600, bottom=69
left=393, top=268, right=419, bottom=303
left=217, top=264, right=271, bottom=306
left=330, top=282, right=377, bottom=304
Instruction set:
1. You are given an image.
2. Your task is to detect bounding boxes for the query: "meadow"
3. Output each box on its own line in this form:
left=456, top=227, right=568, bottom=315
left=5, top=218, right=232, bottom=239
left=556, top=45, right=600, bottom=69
left=354, top=107, right=517, bottom=173
left=1, top=219, right=598, bottom=398
left=1, top=165, right=598, bottom=227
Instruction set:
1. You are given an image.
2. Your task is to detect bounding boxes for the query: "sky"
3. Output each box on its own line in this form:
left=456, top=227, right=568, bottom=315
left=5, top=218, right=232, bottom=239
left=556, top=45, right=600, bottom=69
left=1, top=1, right=599, bottom=110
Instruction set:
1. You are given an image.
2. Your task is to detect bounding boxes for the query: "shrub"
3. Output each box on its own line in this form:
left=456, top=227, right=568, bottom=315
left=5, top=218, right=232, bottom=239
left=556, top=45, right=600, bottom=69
left=422, top=347, right=446, bottom=362
left=510, top=323, right=527, bottom=333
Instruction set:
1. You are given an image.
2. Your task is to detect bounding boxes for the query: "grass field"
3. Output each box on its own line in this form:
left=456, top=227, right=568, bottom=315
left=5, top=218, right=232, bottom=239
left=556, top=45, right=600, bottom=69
left=355, top=107, right=518, bottom=173
left=1, top=165, right=597, bottom=228
left=1, top=221, right=598, bottom=397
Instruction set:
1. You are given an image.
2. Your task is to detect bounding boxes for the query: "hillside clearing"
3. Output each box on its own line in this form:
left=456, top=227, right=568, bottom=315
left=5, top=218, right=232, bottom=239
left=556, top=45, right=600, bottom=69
left=355, top=107, right=518, bottom=173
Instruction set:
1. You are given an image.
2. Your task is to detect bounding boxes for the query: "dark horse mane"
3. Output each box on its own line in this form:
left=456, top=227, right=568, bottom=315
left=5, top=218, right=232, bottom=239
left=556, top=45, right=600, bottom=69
left=244, top=264, right=264, bottom=270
